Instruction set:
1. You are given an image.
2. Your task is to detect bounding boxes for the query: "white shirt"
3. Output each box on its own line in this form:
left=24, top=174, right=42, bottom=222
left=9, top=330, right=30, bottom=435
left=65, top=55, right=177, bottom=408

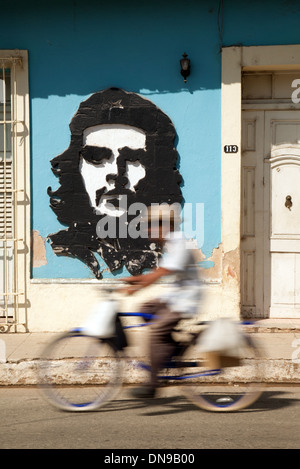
left=159, top=231, right=201, bottom=316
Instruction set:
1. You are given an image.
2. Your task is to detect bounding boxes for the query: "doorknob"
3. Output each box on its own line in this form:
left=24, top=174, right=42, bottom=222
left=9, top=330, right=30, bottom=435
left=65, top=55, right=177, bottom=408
left=285, top=195, right=292, bottom=210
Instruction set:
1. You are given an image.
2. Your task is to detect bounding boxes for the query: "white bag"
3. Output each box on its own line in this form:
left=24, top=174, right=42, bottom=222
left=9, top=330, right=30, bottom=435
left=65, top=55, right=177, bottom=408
left=197, top=318, right=245, bottom=356
left=82, top=300, right=117, bottom=338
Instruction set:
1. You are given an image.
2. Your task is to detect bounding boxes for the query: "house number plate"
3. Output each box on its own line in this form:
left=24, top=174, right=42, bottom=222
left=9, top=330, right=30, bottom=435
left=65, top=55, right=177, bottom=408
left=224, top=145, right=238, bottom=153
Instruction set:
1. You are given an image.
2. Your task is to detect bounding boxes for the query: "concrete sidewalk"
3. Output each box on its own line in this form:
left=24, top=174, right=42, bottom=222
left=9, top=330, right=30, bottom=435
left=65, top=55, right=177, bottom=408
left=0, top=319, right=300, bottom=385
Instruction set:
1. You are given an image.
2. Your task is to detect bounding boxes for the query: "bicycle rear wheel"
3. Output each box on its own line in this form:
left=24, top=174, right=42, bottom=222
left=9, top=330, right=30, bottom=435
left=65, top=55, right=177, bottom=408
left=181, top=334, right=263, bottom=412
left=38, top=330, right=123, bottom=412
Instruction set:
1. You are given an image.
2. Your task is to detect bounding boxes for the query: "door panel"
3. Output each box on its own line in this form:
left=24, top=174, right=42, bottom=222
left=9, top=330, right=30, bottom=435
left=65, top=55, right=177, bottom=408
left=265, top=112, right=300, bottom=317
left=241, top=111, right=265, bottom=317
left=242, top=110, right=300, bottom=318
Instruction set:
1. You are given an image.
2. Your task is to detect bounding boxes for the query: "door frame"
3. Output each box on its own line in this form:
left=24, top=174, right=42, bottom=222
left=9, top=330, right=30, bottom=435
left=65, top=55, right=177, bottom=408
left=221, top=44, right=300, bottom=318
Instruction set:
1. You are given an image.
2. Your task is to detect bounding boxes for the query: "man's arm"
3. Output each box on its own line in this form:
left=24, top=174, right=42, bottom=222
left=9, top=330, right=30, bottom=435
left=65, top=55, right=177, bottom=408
left=123, top=273, right=146, bottom=284
left=123, top=267, right=173, bottom=295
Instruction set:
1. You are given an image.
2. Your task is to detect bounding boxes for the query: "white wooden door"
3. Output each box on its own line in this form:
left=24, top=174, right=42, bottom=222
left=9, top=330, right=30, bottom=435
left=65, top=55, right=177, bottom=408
left=265, top=111, right=300, bottom=318
left=241, top=110, right=300, bottom=318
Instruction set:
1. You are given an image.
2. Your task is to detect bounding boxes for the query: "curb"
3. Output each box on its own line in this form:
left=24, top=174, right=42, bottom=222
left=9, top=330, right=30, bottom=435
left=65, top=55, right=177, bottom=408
left=0, top=357, right=299, bottom=387
left=0, top=324, right=300, bottom=386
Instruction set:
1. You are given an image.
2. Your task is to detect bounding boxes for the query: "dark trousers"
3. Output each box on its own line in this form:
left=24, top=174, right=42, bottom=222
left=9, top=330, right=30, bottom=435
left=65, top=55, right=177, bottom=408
left=140, top=301, right=181, bottom=388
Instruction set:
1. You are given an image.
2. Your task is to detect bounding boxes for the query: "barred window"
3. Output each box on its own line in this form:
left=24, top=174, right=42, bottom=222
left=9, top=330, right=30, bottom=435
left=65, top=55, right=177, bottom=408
left=0, top=53, right=28, bottom=332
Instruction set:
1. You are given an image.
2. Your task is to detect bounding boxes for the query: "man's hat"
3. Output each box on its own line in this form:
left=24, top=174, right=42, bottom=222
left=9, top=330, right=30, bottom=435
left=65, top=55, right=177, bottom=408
left=143, top=204, right=182, bottom=226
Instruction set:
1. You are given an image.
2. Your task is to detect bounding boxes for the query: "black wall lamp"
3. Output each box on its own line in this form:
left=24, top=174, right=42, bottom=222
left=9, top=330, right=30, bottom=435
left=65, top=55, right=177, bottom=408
left=180, top=53, right=191, bottom=83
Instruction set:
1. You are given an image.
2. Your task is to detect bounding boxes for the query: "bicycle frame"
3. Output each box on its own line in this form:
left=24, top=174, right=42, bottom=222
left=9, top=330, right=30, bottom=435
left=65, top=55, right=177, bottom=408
left=114, top=312, right=223, bottom=382
left=74, top=298, right=255, bottom=384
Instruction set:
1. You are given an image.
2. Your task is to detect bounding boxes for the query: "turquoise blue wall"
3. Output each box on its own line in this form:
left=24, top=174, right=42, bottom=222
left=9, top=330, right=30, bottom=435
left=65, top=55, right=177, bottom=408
left=2, top=0, right=300, bottom=278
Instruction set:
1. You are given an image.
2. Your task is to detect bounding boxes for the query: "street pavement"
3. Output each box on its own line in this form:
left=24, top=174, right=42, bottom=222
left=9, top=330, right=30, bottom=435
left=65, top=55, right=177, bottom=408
left=0, top=385, right=299, bottom=449
left=0, top=318, right=300, bottom=385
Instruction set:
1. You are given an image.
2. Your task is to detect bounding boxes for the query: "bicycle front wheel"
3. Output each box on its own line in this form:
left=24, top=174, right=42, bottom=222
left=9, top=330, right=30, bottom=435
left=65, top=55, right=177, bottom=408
left=38, top=330, right=124, bottom=412
left=181, top=334, right=263, bottom=412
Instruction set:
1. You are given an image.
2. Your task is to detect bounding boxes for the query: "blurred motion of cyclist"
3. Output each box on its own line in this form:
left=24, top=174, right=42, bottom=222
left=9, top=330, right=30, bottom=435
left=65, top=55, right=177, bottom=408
left=122, top=204, right=202, bottom=398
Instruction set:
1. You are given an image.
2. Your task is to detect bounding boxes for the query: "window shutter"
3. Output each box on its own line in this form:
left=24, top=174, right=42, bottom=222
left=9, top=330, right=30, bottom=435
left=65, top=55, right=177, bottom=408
left=0, top=160, right=13, bottom=239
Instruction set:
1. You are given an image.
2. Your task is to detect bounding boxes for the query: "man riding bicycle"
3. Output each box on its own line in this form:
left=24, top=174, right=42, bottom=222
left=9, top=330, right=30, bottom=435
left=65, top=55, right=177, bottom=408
left=123, top=204, right=201, bottom=398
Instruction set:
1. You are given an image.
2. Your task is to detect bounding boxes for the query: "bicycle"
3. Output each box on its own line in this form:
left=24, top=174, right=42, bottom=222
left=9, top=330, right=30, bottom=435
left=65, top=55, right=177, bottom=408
left=38, top=290, right=263, bottom=413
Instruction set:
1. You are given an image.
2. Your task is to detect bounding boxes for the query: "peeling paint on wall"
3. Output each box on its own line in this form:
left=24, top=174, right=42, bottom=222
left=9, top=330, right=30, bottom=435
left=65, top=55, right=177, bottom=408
left=32, top=230, right=47, bottom=268
left=196, top=243, right=240, bottom=287
left=198, top=244, right=222, bottom=282
left=222, top=247, right=240, bottom=285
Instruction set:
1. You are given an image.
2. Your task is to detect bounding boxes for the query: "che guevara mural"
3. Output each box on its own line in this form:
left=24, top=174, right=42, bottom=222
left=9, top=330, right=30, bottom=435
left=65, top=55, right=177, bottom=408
left=47, top=88, right=183, bottom=278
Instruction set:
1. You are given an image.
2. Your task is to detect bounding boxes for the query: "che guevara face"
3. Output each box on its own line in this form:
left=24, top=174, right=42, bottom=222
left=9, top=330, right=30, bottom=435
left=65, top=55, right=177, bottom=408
left=47, top=88, right=183, bottom=279
left=79, top=124, right=147, bottom=217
